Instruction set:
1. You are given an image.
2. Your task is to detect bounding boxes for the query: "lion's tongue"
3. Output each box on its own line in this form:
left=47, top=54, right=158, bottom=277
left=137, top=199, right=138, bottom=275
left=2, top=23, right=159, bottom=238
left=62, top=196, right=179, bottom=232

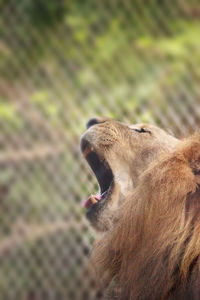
left=82, top=195, right=101, bottom=209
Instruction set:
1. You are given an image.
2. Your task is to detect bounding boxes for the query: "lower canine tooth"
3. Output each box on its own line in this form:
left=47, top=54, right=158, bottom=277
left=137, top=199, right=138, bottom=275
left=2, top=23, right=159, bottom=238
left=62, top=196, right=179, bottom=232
left=90, top=195, right=97, bottom=204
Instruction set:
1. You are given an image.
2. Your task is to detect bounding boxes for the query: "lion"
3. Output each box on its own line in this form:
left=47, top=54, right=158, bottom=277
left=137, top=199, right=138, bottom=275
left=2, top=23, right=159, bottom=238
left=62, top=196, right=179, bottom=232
left=92, top=132, right=200, bottom=300
left=80, top=117, right=178, bottom=232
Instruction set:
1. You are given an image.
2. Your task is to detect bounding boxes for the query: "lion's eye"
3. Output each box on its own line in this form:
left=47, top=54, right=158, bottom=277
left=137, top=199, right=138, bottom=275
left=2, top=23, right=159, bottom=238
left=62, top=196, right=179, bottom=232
left=132, top=128, right=151, bottom=134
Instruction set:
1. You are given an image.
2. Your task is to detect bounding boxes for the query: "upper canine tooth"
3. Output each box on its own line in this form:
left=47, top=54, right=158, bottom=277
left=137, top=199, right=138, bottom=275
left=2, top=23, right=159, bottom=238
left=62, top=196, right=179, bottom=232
left=90, top=195, right=97, bottom=204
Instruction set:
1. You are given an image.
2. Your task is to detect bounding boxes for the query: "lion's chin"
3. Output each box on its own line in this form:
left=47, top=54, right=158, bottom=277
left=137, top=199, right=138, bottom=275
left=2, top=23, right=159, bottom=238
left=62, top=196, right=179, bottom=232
left=80, top=138, right=114, bottom=219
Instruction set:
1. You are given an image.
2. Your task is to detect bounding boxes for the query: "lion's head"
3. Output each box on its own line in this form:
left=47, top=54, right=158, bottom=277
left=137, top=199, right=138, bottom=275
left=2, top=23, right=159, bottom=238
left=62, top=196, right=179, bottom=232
left=81, top=117, right=178, bottom=231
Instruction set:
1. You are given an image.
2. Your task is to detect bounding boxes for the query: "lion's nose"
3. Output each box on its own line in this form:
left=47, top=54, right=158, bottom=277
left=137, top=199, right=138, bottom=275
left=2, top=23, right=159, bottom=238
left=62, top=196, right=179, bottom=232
left=86, top=118, right=99, bottom=129
left=86, top=118, right=106, bottom=129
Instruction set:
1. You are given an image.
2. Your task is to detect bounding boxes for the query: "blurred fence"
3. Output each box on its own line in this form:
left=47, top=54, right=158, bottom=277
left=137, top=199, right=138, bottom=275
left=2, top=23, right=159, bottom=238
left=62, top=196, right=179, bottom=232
left=0, top=1, right=200, bottom=299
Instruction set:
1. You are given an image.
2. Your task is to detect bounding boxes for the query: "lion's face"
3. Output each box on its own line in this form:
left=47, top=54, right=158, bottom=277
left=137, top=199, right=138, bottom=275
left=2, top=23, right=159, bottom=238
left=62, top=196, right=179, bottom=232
left=81, top=117, right=178, bottom=231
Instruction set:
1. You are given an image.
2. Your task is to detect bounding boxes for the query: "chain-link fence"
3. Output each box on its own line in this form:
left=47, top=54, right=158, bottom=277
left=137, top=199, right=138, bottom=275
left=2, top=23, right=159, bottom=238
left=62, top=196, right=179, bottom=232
left=0, top=1, right=200, bottom=299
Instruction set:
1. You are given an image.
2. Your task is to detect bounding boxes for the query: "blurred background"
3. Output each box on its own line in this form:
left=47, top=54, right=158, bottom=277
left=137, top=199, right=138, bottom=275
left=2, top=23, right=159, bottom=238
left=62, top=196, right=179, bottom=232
left=0, top=0, right=200, bottom=299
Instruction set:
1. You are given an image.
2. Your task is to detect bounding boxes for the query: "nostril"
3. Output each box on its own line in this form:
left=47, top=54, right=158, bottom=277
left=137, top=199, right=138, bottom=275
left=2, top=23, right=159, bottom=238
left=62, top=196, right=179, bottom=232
left=86, top=118, right=100, bottom=129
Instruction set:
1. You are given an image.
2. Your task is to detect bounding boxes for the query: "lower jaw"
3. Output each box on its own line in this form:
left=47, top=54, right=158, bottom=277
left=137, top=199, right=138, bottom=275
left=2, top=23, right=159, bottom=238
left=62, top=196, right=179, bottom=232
left=86, top=182, right=115, bottom=230
left=86, top=200, right=110, bottom=232
left=86, top=193, right=109, bottom=220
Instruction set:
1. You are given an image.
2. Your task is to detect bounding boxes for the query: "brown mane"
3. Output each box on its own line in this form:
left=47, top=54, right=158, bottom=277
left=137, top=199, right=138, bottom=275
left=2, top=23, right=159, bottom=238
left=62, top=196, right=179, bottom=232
left=92, top=134, right=200, bottom=299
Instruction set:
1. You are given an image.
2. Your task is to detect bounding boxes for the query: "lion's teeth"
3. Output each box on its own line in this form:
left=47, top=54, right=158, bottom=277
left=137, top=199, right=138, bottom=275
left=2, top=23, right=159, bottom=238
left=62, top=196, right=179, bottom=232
left=90, top=195, right=97, bottom=204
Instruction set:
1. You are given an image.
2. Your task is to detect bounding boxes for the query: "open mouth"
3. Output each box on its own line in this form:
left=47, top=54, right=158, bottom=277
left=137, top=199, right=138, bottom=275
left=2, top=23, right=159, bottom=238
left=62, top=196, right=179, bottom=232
left=81, top=139, right=114, bottom=210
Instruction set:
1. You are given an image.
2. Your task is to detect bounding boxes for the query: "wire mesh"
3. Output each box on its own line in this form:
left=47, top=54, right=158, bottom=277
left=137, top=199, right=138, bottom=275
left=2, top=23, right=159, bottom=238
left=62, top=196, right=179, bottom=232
left=0, top=1, right=200, bottom=299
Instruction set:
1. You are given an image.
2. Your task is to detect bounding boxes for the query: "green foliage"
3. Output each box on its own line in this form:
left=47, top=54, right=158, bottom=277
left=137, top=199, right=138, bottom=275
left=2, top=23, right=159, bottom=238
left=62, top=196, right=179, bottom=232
left=1, top=0, right=198, bottom=79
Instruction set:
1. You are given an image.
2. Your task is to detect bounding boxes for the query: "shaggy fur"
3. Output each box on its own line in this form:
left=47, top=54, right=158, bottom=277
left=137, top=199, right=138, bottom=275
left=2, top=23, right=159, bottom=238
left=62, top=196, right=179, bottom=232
left=92, top=133, right=200, bottom=300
